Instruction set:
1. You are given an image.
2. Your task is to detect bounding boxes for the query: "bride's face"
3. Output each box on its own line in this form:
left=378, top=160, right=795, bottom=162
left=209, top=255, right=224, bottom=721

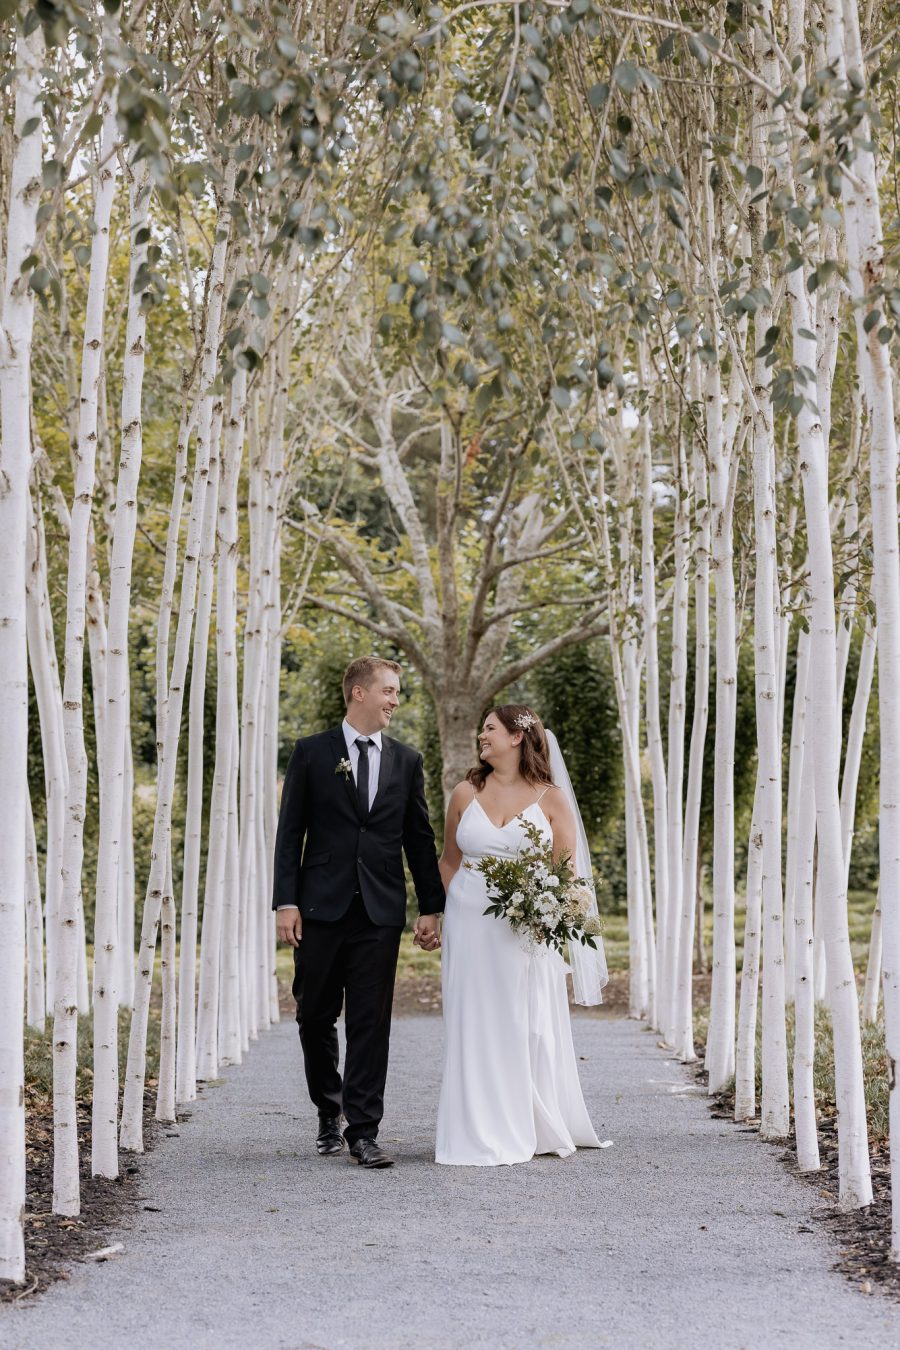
left=478, top=714, right=521, bottom=765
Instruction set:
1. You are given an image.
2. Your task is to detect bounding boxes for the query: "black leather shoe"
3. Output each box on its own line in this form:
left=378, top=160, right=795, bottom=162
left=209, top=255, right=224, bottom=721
left=348, top=1137, right=394, bottom=1169
left=316, top=1113, right=345, bottom=1156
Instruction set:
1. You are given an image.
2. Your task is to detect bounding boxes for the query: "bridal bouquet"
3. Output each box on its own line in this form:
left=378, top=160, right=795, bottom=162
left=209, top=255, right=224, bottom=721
left=471, top=818, right=602, bottom=956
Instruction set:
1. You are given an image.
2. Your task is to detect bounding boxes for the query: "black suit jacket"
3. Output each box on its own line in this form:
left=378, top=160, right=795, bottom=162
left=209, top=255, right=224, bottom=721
left=271, top=727, right=445, bottom=926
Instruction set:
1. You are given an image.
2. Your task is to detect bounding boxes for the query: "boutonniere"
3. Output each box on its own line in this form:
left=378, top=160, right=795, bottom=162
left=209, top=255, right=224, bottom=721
left=335, top=758, right=353, bottom=780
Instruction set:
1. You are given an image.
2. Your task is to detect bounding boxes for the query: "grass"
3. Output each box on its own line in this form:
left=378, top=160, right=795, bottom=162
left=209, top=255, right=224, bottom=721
left=693, top=996, right=889, bottom=1144
left=25, top=994, right=163, bottom=1110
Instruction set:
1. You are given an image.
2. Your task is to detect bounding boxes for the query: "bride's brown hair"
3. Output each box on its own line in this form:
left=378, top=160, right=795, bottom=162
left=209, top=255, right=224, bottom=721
left=465, top=705, right=554, bottom=792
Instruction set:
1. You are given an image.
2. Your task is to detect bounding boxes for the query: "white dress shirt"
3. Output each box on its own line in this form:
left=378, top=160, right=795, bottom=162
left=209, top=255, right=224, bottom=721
left=342, top=718, right=382, bottom=810
left=276, top=722, right=384, bottom=911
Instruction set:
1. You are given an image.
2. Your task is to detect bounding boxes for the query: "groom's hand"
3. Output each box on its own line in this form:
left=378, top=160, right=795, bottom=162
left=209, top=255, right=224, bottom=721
left=413, top=914, right=441, bottom=952
left=276, top=906, right=302, bottom=947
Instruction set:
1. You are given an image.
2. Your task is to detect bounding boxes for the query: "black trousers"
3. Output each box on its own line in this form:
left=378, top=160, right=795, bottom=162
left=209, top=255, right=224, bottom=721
left=292, top=893, right=403, bottom=1144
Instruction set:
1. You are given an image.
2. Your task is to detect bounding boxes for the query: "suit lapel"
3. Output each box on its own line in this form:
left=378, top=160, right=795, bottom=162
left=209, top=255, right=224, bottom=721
left=371, top=736, right=395, bottom=812
left=330, top=727, right=362, bottom=821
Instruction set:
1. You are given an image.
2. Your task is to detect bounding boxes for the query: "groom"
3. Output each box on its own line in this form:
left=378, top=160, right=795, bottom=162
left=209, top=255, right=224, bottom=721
left=273, top=655, right=444, bottom=1168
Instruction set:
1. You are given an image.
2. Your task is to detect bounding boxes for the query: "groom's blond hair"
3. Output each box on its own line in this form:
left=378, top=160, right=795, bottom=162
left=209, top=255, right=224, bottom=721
left=342, top=655, right=402, bottom=706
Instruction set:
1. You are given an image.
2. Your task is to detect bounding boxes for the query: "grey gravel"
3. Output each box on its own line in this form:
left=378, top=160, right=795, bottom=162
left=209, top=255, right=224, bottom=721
left=3, top=1014, right=898, bottom=1350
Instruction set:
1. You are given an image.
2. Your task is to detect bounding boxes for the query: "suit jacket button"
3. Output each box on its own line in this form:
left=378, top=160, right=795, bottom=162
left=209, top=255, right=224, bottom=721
left=360, top=826, right=367, bottom=832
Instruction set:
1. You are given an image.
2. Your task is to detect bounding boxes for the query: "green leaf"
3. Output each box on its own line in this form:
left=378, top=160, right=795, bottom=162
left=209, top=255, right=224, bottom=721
left=21, top=117, right=40, bottom=137
left=550, top=385, right=572, bottom=409
left=29, top=266, right=51, bottom=292
left=613, top=62, right=640, bottom=94
left=442, top=322, right=466, bottom=347
left=863, top=309, right=881, bottom=333
left=587, top=82, right=609, bottom=110
left=657, top=35, right=676, bottom=60
left=746, top=164, right=763, bottom=190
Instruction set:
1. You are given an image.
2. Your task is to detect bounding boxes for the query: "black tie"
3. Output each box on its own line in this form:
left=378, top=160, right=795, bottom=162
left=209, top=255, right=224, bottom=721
left=355, top=738, right=371, bottom=817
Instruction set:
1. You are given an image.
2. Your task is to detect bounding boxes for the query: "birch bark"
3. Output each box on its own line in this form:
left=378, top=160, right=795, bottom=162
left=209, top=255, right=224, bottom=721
left=25, top=789, right=46, bottom=1030
left=55, top=80, right=119, bottom=1214
left=120, top=167, right=234, bottom=1151
left=673, top=426, right=709, bottom=1061
left=0, top=20, right=43, bottom=1281
left=91, top=154, right=149, bottom=1177
left=750, top=14, right=789, bottom=1140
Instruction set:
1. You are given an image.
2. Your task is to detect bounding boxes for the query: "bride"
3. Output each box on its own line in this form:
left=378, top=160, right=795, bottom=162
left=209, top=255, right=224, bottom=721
left=435, top=705, right=609, bottom=1167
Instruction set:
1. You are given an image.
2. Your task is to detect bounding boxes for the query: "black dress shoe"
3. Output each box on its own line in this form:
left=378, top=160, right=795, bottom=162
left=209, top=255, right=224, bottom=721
left=316, top=1113, right=345, bottom=1156
left=348, top=1137, right=394, bottom=1169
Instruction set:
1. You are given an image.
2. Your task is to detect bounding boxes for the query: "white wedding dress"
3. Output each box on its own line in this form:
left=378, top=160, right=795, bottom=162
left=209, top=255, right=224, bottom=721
left=435, top=793, right=602, bottom=1166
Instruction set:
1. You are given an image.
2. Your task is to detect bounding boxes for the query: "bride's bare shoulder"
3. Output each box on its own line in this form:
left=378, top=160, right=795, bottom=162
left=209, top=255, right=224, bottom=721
left=447, top=781, right=475, bottom=813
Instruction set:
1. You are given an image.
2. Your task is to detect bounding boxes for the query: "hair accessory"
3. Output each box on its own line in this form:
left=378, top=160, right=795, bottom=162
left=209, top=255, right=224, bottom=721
left=514, top=711, right=537, bottom=732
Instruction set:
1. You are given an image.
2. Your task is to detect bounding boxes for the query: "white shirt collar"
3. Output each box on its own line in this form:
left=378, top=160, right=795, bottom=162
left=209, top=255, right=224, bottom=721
left=342, top=718, right=383, bottom=752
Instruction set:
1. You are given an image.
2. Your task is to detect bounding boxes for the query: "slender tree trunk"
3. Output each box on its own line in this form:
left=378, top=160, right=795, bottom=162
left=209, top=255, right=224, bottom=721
left=121, top=170, right=234, bottom=1151
left=674, top=434, right=709, bottom=1062
left=705, top=354, right=740, bottom=1092
left=664, top=419, right=689, bottom=1043
left=734, top=774, right=762, bottom=1121
left=217, top=369, right=247, bottom=1066
left=175, top=397, right=219, bottom=1099
left=55, top=81, right=119, bottom=1214
left=91, top=154, right=149, bottom=1178
left=0, top=21, right=42, bottom=1278
left=839, top=623, right=876, bottom=887
left=828, top=0, right=896, bottom=1225
left=749, top=20, right=789, bottom=1139
left=862, top=890, right=882, bottom=1024
left=118, top=731, right=136, bottom=1008
left=25, top=790, right=46, bottom=1030
left=25, top=485, right=67, bottom=1012
left=639, top=376, right=669, bottom=1033
left=793, top=695, right=820, bottom=1172
left=156, top=850, right=177, bottom=1124
left=783, top=623, right=810, bottom=1001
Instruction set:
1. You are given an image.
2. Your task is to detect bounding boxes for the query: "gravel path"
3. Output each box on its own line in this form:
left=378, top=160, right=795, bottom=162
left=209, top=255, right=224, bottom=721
left=4, top=1014, right=898, bottom=1350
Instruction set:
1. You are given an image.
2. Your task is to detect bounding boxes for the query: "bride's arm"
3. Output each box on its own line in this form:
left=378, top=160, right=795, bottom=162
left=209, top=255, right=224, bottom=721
left=439, top=783, right=469, bottom=890
left=544, top=786, right=577, bottom=863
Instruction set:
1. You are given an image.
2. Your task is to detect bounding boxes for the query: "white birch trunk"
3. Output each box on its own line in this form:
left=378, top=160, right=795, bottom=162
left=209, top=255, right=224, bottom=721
left=54, top=81, right=119, bottom=1215
left=750, top=19, right=789, bottom=1139
left=167, top=398, right=200, bottom=1106
left=862, top=890, right=882, bottom=1024
left=839, top=622, right=876, bottom=889
left=828, top=0, right=899, bottom=1228
left=90, top=154, right=149, bottom=1178
left=264, top=531, right=283, bottom=1024
left=25, top=790, right=46, bottom=1031
left=0, top=21, right=43, bottom=1280
left=156, top=851, right=177, bottom=1124
left=174, top=395, right=219, bottom=1101
left=704, top=354, right=740, bottom=1092
left=639, top=387, right=668, bottom=1033
left=793, top=695, right=820, bottom=1173
left=673, top=433, right=709, bottom=1062
left=735, top=775, right=763, bottom=1122
left=120, top=169, right=234, bottom=1151
left=217, top=369, right=247, bottom=1066
left=783, top=622, right=811, bottom=1000
left=25, top=485, right=67, bottom=1010
left=118, top=731, right=136, bottom=1008
left=664, top=423, right=689, bottom=1044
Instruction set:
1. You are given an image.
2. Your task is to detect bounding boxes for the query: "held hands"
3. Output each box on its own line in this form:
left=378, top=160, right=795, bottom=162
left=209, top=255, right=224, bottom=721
left=413, top=913, right=441, bottom=952
left=276, top=907, right=303, bottom=947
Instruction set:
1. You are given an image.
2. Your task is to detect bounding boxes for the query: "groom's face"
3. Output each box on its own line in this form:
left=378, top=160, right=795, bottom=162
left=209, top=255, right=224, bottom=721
left=348, top=668, right=401, bottom=734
